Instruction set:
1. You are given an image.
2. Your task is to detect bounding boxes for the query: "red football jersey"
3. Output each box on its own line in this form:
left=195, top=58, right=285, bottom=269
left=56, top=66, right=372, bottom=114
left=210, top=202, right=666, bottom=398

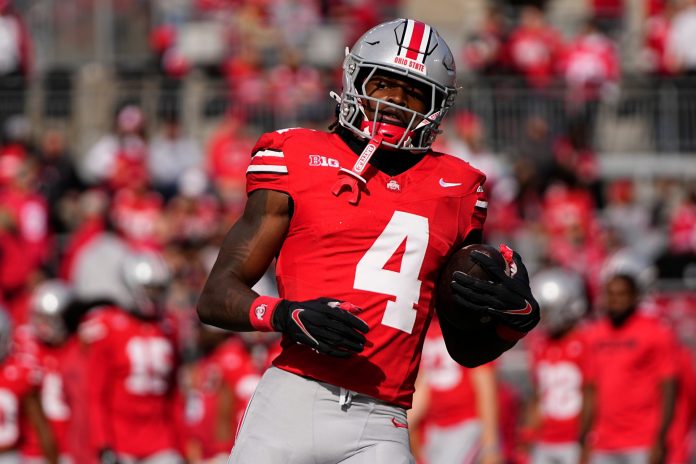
left=420, top=323, right=482, bottom=427
left=529, top=328, right=589, bottom=444
left=17, top=334, right=79, bottom=459
left=245, top=128, right=487, bottom=407
left=584, top=313, right=678, bottom=450
left=79, top=306, right=179, bottom=458
left=0, top=355, right=42, bottom=451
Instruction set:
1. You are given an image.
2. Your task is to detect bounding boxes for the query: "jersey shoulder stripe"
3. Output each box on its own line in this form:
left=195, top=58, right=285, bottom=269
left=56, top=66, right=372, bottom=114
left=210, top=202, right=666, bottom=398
left=247, top=128, right=319, bottom=196
left=248, top=148, right=288, bottom=174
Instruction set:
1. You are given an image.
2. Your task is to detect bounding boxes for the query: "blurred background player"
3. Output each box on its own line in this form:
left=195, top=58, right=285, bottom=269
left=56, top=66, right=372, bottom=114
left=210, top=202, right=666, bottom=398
left=524, top=268, right=588, bottom=464
left=409, top=318, right=503, bottom=464
left=0, top=306, right=57, bottom=463
left=17, top=280, right=82, bottom=464
left=178, top=323, right=236, bottom=464
left=580, top=273, right=677, bottom=464
left=178, top=324, right=280, bottom=464
left=79, top=250, right=183, bottom=464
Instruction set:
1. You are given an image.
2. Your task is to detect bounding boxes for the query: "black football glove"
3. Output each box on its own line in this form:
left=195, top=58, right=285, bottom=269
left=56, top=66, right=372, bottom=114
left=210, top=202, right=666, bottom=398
left=272, top=298, right=369, bottom=358
left=451, top=250, right=540, bottom=333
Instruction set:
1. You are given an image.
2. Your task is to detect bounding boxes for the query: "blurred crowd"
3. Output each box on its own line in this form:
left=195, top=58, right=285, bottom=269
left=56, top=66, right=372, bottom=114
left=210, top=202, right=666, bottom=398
left=0, top=0, right=695, bottom=463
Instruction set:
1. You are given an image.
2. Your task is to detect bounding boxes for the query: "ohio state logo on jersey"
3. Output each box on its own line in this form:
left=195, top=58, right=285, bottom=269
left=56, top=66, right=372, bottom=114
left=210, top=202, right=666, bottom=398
left=386, top=179, right=401, bottom=192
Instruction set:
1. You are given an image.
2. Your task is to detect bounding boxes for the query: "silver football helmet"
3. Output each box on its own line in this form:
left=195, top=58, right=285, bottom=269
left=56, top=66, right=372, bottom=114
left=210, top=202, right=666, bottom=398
left=338, top=18, right=457, bottom=151
left=0, top=307, right=11, bottom=361
left=121, top=250, right=172, bottom=318
left=531, top=268, right=587, bottom=334
left=30, top=280, right=74, bottom=345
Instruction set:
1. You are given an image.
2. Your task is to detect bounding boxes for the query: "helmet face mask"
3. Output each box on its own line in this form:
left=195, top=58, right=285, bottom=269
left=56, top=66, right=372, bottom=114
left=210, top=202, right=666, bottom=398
left=339, top=18, right=457, bottom=151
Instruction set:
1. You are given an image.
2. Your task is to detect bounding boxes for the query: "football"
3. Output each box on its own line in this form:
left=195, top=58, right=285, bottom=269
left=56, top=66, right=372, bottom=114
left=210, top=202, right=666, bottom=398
left=436, top=243, right=508, bottom=328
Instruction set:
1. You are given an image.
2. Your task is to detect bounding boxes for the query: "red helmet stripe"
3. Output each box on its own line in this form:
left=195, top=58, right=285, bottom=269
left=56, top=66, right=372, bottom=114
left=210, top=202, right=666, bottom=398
left=405, top=20, right=426, bottom=60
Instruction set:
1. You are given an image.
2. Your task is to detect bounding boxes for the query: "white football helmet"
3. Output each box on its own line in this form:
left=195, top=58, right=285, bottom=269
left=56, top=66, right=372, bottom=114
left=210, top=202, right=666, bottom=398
left=121, top=250, right=172, bottom=318
left=531, top=268, right=587, bottom=334
left=30, top=280, right=74, bottom=345
left=338, top=18, right=457, bottom=151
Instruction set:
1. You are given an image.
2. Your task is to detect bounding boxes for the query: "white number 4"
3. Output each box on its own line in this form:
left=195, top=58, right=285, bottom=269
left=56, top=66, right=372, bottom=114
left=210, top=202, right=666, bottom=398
left=354, top=211, right=429, bottom=334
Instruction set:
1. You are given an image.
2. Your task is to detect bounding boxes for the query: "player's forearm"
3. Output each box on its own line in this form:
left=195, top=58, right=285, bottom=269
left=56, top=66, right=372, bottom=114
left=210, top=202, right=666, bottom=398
left=438, top=313, right=515, bottom=367
left=473, top=367, right=501, bottom=450
left=656, top=377, right=677, bottom=444
left=579, top=384, right=596, bottom=447
left=25, top=392, right=59, bottom=464
left=198, top=268, right=258, bottom=331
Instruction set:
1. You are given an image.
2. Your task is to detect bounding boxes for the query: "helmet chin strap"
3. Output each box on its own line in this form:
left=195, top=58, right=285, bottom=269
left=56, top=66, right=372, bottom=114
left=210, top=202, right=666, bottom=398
left=331, top=134, right=383, bottom=205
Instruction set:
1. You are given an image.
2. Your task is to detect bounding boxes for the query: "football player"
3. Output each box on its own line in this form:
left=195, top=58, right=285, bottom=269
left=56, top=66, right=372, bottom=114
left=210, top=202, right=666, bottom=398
left=581, top=274, right=678, bottom=464
left=19, top=280, right=82, bottom=464
left=79, top=251, right=183, bottom=464
left=0, top=306, right=58, bottom=464
left=409, top=319, right=503, bottom=464
left=524, top=268, right=588, bottom=464
left=198, top=18, right=540, bottom=464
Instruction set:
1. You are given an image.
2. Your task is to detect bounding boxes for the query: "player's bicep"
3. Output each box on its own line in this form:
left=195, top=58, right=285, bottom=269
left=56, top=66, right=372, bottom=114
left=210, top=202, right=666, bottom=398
left=198, top=189, right=290, bottom=330
left=219, top=189, right=290, bottom=283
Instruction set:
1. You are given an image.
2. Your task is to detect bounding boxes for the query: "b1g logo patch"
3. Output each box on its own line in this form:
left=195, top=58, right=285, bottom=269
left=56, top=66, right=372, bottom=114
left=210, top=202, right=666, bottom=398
left=308, top=154, right=339, bottom=168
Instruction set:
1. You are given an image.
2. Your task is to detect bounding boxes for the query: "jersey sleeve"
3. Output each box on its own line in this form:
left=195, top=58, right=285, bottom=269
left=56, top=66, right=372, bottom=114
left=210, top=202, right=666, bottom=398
left=458, top=167, right=488, bottom=241
left=245, top=131, right=291, bottom=196
left=470, top=182, right=488, bottom=233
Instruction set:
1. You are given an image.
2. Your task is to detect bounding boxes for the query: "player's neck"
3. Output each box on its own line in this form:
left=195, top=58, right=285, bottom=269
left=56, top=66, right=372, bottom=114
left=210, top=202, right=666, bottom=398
left=336, top=126, right=426, bottom=177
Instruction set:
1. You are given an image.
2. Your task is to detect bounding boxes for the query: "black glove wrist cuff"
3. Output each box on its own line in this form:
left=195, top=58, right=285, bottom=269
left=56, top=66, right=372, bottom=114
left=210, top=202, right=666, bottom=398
left=495, top=323, right=527, bottom=341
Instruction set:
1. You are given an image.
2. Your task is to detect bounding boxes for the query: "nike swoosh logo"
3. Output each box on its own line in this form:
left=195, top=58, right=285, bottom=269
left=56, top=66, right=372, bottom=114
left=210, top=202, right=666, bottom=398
left=291, top=309, right=319, bottom=346
left=391, top=417, right=408, bottom=429
left=501, top=300, right=533, bottom=315
left=439, top=178, right=462, bottom=188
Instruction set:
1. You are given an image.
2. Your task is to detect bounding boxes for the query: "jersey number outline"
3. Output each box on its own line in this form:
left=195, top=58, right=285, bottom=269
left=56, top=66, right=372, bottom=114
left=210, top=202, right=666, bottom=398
left=125, top=337, right=174, bottom=395
left=537, top=361, right=583, bottom=419
left=0, top=389, right=18, bottom=446
left=354, top=211, right=429, bottom=334
left=41, top=372, right=70, bottom=420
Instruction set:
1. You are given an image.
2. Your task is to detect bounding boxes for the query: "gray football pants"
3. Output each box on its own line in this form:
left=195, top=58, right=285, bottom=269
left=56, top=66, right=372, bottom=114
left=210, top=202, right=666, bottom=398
left=590, top=449, right=650, bottom=464
left=423, top=419, right=482, bottom=464
left=117, top=450, right=185, bottom=464
left=229, top=366, right=414, bottom=464
left=531, top=443, right=581, bottom=464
